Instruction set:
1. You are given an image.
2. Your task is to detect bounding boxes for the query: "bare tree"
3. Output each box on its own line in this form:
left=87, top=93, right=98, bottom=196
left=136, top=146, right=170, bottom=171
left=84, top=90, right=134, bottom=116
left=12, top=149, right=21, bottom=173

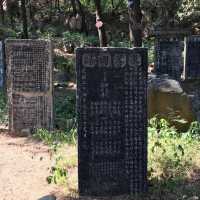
left=128, top=0, right=143, bottom=47
left=94, top=0, right=107, bottom=47
left=21, top=0, right=28, bottom=38
left=0, top=0, right=5, bottom=24
left=70, top=0, right=77, bottom=16
left=55, top=0, right=60, bottom=10
left=75, top=0, right=88, bottom=34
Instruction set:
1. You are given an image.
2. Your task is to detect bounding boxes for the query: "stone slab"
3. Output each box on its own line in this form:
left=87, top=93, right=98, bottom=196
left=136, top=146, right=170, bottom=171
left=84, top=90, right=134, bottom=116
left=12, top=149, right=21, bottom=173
left=155, top=38, right=183, bottom=79
left=76, top=47, right=148, bottom=195
left=184, top=36, right=200, bottom=79
left=6, top=39, right=53, bottom=134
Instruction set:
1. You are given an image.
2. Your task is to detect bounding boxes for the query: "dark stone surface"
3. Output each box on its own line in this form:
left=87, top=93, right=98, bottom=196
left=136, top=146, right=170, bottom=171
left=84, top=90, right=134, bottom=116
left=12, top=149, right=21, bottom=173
left=184, top=36, right=200, bottom=79
left=0, top=41, right=4, bottom=87
left=155, top=38, right=183, bottom=79
left=6, top=39, right=53, bottom=134
left=76, top=47, right=148, bottom=196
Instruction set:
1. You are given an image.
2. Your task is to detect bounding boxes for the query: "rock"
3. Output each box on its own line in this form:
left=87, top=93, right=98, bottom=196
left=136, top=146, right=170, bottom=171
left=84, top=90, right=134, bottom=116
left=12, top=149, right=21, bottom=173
left=181, top=80, right=200, bottom=122
left=38, top=195, right=56, bottom=200
left=14, top=128, right=32, bottom=137
left=149, top=76, right=183, bottom=93
left=148, top=74, right=196, bottom=131
left=188, top=196, right=199, bottom=200
left=182, top=195, right=188, bottom=199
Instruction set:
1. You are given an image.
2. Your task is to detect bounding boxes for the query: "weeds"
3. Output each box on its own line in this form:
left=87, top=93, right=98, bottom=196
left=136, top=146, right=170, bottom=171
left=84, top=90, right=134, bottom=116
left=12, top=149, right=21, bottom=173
left=63, top=31, right=99, bottom=49
left=54, top=91, right=76, bottom=131
left=148, top=117, right=200, bottom=182
left=33, top=117, right=200, bottom=198
left=0, top=90, right=8, bottom=125
left=47, top=155, right=68, bottom=185
left=34, top=128, right=77, bottom=145
left=33, top=128, right=77, bottom=186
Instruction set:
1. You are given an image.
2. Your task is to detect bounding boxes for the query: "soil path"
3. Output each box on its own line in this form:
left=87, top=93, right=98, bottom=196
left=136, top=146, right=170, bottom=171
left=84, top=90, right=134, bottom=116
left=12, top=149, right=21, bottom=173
left=0, top=133, right=57, bottom=200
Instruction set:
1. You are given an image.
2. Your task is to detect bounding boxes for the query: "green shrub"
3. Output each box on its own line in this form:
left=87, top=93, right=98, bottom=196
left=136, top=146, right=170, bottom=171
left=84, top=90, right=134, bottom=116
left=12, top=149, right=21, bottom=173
left=63, top=31, right=99, bottom=49
left=33, top=128, right=77, bottom=149
left=143, top=38, right=155, bottom=64
left=148, top=117, right=200, bottom=182
left=40, top=27, right=58, bottom=39
left=0, top=90, right=8, bottom=125
left=109, top=39, right=132, bottom=47
left=34, top=128, right=77, bottom=186
left=187, top=121, right=200, bottom=138
left=0, top=27, right=17, bottom=39
left=47, top=155, right=68, bottom=185
left=54, top=91, right=76, bottom=131
left=54, top=55, right=75, bottom=81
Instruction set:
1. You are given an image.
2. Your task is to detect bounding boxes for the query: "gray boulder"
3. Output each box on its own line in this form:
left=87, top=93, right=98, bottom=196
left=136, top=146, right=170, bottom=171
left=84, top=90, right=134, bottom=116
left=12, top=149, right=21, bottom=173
left=148, top=74, right=196, bottom=131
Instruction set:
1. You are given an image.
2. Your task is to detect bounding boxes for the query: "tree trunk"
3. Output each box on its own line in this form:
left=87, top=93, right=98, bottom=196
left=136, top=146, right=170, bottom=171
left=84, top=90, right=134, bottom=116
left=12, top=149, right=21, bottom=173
left=111, top=0, right=114, bottom=10
left=76, top=0, right=88, bottom=35
left=7, top=1, right=14, bottom=29
left=57, top=0, right=60, bottom=10
left=94, top=0, right=107, bottom=47
left=0, top=0, right=5, bottom=25
left=55, top=0, right=60, bottom=10
left=55, top=0, right=57, bottom=9
left=49, top=0, right=53, bottom=20
left=128, top=0, right=143, bottom=47
left=21, top=0, right=28, bottom=38
left=29, top=0, right=34, bottom=22
left=70, top=0, right=77, bottom=16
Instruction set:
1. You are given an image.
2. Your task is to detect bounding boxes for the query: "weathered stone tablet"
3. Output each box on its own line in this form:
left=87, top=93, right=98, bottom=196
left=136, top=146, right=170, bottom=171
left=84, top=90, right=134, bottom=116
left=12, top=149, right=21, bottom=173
left=6, top=39, right=53, bottom=134
left=76, top=48, right=148, bottom=195
left=0, top=41, right=4, bottom=88
left=155, top=38, right=183, bottom=79
left=184, top=36, right=200, bottom=79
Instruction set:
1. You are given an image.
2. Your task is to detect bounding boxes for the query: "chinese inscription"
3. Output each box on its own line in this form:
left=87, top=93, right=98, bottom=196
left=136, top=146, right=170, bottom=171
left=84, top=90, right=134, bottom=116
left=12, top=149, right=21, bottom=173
left=184, top=36, right=200, bottom=79
left=76, top=48, right=148, bottom=195
left=6, top=39, right=53, bottom=134
left=155, top=38, right=183, bottom=79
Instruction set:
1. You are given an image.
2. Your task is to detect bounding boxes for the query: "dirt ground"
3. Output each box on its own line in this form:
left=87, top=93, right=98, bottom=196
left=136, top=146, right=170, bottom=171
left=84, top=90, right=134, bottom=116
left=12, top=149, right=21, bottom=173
left=0, top=132, right=58, bottom=200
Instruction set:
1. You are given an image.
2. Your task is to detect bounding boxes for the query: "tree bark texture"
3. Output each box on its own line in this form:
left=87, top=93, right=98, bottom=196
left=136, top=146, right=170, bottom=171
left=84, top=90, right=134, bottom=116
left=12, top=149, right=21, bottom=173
left=94, top=0, right=107, bottom=47
left=21, top=0, right=28, bottom=38
left=128, top=0, right=143, bottom=47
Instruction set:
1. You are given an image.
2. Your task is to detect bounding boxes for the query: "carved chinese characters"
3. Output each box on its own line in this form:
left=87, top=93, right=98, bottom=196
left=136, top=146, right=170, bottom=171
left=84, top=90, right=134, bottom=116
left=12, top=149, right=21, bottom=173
left=155, top=38, right=183, bottom=79
left=76, top=48, right=148, bottom=195
left=6, top=40, right=53, bottom=134
left=184, top=36, right=200, bottom=79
